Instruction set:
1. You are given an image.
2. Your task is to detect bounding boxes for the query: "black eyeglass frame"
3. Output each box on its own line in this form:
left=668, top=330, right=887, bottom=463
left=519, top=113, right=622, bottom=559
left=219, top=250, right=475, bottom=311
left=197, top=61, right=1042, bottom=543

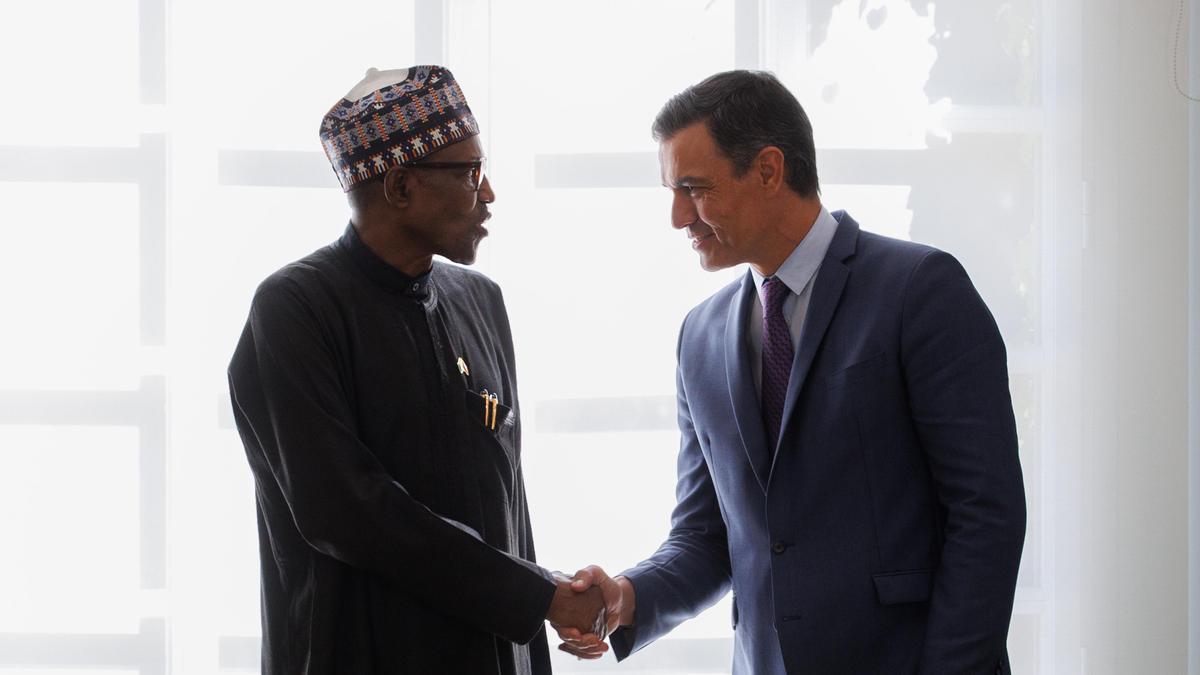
left=405, top=158, right=487, bottom=191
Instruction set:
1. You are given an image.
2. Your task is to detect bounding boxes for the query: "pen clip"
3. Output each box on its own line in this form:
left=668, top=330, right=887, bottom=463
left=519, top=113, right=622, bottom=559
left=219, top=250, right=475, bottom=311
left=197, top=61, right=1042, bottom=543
left=478, top=389, right=501, bottom=431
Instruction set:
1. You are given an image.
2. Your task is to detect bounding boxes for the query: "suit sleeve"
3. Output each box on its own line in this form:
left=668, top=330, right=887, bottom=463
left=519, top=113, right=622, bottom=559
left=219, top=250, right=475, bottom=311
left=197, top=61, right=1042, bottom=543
left=611, top=317, right=733, bottom=660
left=900, top=251, right=1027, bottom=673
left=227, top=276, right=556, bottom=645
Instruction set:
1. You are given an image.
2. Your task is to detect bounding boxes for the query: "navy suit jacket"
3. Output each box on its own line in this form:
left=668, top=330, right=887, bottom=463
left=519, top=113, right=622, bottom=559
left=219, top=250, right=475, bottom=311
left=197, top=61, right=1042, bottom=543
left=612, top=211, right=1026, bottom=674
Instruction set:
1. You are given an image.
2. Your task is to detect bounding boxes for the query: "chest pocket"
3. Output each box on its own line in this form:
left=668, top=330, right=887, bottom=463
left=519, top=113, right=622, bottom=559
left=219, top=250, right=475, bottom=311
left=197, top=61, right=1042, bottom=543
left=461, top=387, right=519, bottom=473
left=463, top=387, right=515, bottom=435
left=460, top=387, right=520, bottom=531
left=825, top=351, right=889, bottom=390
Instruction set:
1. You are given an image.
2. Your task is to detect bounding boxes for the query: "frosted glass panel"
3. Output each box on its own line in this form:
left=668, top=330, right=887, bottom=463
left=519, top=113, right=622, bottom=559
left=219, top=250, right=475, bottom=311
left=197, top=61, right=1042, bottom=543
left=0, top=183, right=141, bottom=391
left=0, top=426, right=141, bottom=633
left=492, top=0, right=736, bottom=155
left=175, top=0, right=417, bottom=152
left=0, top=0, right=140, bottom=147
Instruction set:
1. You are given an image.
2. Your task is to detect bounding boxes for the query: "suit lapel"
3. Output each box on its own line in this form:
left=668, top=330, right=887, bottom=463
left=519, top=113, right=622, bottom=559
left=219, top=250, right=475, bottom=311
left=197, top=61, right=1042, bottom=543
left=724, top=270, right=769, bottom=492
left=768, top=212, right=860, bottom=484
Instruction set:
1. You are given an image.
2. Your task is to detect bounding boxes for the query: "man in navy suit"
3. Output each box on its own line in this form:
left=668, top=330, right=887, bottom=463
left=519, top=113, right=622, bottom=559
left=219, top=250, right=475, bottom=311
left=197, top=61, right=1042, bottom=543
left=555, top=70, right=1026, bottom=674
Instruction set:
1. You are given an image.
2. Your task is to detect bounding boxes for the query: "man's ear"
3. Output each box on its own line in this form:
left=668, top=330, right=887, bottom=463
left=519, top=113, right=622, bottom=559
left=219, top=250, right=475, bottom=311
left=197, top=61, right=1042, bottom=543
left=755, top=146, right=786, bottom=193
left=382, top=166, right=413, bottom=207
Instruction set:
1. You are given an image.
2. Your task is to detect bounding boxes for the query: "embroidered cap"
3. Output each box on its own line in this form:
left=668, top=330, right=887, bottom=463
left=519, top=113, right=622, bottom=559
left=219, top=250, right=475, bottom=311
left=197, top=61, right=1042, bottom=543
left=319, top=65, right=480, bottom=192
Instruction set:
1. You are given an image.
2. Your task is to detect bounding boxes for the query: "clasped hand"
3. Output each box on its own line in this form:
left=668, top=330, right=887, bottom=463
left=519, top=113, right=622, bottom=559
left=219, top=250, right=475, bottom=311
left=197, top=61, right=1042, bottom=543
left=546, top=565, right=629, bottom=660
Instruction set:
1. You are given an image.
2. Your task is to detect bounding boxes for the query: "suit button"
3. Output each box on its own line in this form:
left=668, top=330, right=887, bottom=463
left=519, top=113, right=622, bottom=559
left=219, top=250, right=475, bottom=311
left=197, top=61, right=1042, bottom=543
left=772, top=541, right=787, bottom=554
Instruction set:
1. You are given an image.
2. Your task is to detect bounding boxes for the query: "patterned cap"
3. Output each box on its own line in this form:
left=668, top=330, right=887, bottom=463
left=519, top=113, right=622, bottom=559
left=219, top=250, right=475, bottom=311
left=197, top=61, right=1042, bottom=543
left=319, top=65, right=480, bottom=192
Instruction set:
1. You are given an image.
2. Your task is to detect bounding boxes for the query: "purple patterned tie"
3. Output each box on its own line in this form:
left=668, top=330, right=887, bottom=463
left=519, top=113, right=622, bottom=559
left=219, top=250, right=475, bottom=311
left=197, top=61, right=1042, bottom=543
left=760, top=276, right=793, bottom=456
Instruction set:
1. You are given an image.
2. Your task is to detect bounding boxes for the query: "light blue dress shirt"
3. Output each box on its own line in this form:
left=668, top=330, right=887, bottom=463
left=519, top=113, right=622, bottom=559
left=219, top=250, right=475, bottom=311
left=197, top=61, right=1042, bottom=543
left=748, top=205, right=839, bottom=396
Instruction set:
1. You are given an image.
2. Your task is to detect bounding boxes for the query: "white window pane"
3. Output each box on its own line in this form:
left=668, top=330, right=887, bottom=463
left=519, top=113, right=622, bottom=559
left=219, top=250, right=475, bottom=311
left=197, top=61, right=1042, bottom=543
left=0, top=183, right=141, bottom=391
left=921, top=1, right=1041, bottom=106
left=206, top=185, right=348, bottom=352
left=820, top=185, right=914, bottom=241
left=0, top=426, right=141, bottom=633
left=800, top=0, right=1040, bottom=107
left=0, top=1, right=140, bottom=147
left=908, top=133, right=1041, bottom=350
left=173, top=0, right=417, bottom=152
left=489, top=187, right=740, bottom=401
left=0, top=670, right=138, bottom=675
left=526, top=430, right=735, bottom=650
left=492, top=0, right=736, bottom=155
left=789, top=0, right=950, bottom=150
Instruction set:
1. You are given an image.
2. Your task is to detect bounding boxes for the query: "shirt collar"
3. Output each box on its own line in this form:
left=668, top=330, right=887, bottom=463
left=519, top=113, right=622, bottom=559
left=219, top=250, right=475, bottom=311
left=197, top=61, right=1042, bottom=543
left=338, top=222, right=432, bottom=298
left=751, top=205, right=839, bottom=300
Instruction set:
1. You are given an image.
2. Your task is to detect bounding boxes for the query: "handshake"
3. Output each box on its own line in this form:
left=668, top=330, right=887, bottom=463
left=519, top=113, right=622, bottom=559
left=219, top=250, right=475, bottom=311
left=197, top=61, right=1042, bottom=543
left=544, top=565, right=635, bottom=659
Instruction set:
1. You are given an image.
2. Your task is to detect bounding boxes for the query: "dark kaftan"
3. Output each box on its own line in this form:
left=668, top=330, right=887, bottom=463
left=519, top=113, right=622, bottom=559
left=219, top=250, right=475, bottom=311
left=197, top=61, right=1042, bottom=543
left=228, top=224, right=555, bottom=674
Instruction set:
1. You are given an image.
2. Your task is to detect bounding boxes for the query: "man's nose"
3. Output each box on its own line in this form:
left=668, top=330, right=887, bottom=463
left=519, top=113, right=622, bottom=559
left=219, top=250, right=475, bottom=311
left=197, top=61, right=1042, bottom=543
left=671, top=191, right=696, bottom=230
left=478, top=174, right=495, bottom=204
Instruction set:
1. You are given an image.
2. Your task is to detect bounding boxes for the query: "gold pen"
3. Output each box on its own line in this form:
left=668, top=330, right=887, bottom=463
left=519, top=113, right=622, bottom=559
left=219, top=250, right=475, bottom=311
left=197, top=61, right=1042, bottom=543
left=489, top=393, right=499, bottom=430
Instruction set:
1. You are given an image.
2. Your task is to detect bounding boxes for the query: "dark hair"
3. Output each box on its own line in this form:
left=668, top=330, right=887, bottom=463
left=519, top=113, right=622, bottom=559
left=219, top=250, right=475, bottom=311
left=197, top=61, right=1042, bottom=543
left=652, top=70, right=819, bottom=197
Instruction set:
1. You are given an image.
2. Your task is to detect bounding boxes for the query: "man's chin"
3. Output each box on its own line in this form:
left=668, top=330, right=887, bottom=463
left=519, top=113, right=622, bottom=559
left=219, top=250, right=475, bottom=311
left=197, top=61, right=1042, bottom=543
left=443, top=243, right=481, bottom=266
left=698, top=254, right=734, bottom=273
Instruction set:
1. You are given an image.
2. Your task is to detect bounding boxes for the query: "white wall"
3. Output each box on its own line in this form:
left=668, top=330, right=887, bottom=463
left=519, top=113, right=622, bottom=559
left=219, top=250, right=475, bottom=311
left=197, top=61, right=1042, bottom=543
left=1082, top=0, right=1192, bottom=672
left=1189, top=0, right=1200, bottom=671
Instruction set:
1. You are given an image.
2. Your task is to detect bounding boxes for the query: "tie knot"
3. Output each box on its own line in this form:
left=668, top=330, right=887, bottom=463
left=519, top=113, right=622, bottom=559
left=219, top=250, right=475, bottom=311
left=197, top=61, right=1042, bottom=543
left=762, top=276, right=789, bottom=316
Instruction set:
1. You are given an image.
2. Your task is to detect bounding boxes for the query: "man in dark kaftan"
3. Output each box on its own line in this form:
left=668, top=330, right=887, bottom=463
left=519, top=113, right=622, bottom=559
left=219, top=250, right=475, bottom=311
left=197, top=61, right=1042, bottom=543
left=228, top=65, right=604, bottom=675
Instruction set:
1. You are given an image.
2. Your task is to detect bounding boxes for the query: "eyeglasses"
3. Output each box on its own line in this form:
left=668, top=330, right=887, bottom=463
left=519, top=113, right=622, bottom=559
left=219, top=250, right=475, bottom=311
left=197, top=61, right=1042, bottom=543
left=407, top=157, right=487, bottom=191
